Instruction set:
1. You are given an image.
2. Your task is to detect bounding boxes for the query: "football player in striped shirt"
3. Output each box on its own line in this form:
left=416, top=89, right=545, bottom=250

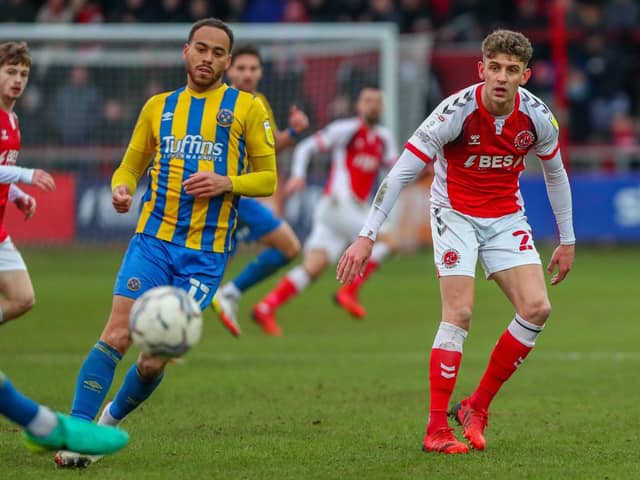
left=57, top=18, right=276, bottom=467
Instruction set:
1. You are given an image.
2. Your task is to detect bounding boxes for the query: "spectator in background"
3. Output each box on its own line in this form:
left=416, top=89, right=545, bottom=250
left=74, top=0, right=104, bottom=23
left=106, top=0, right=156, bottom=23
left=100, top=98, right=131, bottom=145
left=567, top=65, right=592, bottom=142
left=187, top=0, right=211, bottom=22
left=512, top=0, right=547, bottom=30
left=36, top=0, right=73, bottom=23
left=155, top=0, right=189, bottom=22
left=48, top=65, right=103, bottom=145
left=361, top=0, right=402, bottom=25
left=399, top=0, right=433, bottom=33
left=0, top=0, right=37, bottom=22
left=282, top=1, right=309, bottom=23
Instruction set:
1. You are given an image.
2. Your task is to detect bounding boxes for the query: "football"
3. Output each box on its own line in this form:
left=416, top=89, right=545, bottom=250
left=129, top=286, right=203, bottom=358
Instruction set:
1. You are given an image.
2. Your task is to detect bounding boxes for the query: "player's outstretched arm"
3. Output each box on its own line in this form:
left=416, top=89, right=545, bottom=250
left=274, top=106, right=309, bottom=152
left=0, top=165, right=54, bottom=191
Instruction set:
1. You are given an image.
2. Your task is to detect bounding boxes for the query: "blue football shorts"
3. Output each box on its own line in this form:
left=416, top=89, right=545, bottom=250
left=231, top=197, right=282, bottom=255
left=113, top=233, right=228, bottom=310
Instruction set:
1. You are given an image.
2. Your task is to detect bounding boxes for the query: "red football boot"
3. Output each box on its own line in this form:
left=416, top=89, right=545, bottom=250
left=422, top=426, right=469, bottom=454
left=251, top=302, right=283, bottom=336
left=449, top=399, right=488, bottom=451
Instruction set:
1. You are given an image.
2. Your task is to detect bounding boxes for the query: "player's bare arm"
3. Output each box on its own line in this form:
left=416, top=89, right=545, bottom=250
left=546, top=243, right=574, bottom=286
left=274, top=106, right=309, bottom=151
left=336, top=236, right=374, bottom=284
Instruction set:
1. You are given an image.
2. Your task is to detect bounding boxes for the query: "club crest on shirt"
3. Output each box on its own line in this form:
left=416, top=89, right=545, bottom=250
left=216, top=109, right=234, bottom=127
left=127, top=277, right=141, bottom=291
left=514, top=130, right=535, bottom=150
left=442, top=248, right=460, bottom=268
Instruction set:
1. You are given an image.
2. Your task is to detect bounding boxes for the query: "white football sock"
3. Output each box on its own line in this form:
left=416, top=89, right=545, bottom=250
left=98, top=402, right=121, bottom=426
left=287, top=265, right=310, bottom=291
left=220, top=282, right=242, bottom=301
left=507, top=314, right=543, bottom=347
left=26, top=406, right=58, bottom=437
left=432, top=321, right=468, bottom=353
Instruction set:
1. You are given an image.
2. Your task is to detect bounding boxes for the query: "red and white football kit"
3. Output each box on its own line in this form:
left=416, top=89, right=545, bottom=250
left=360, top=83, right=575, bottom=277
left=0, top=109, right=34, bottom=272
left=291, top=117, right=397, bottom=262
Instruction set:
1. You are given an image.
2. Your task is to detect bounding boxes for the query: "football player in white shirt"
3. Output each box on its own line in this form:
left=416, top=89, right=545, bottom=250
left=337, top=30, right=575, bottom=454
left=252, top=87, right=398, bottom=335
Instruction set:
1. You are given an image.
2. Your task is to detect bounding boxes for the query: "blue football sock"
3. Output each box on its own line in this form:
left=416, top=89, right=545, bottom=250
left=109, top=364, right=164, bottom=421
left=0, top=374, right=39, bottom=427
left=70, top=340, right=122, bottom=421
left=233, top=248, right=290, bottom=293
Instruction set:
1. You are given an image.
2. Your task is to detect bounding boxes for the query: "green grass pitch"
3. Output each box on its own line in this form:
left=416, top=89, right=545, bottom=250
left=0, top=245, right=638, bottom=479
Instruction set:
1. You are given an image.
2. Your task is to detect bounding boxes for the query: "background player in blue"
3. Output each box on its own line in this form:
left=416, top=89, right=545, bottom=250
left=211, top=44, right=309, bottom=336
left=57, top=19, right=276, bottom=468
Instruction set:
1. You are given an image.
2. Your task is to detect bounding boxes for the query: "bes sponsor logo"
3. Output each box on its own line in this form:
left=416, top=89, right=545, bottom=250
left=464, top=154, right=525, bottom=170
left=162, top=135, right=225, bottom=162
left=442, top=248, right=460, bottom=268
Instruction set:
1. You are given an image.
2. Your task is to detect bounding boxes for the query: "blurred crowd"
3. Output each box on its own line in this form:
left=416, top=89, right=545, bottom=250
left=2, top=0, right=640, bottom=165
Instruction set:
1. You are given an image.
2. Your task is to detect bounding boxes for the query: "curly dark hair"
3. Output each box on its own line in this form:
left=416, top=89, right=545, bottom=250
left=481, top=30, right=533, bottom=65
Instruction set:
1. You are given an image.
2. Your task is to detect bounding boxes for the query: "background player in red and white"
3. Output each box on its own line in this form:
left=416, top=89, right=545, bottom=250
left=0, top=42, right=55, bottom=325
left=337, top=30, right=575, bottom=454
left=252, top=86, right=398, bottom=335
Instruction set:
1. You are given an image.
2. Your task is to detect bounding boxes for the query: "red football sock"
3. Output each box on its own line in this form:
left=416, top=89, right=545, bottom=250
left=340, top=260, right=378, bottom=295
left=469, top=329, right=532, bottom=412
left=261, top=276, right=298, bottom=310
left=427, top=348, right=462, bottom=435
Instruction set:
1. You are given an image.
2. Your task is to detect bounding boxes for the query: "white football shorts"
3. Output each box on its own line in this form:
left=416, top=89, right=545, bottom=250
left=430, top=206, right=541, bottom=278
left=304, top=194, right=372, bottom=263
left=0, top=237, right=27, bottom=272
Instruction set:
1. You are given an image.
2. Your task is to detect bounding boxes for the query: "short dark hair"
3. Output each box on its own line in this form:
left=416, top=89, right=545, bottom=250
left=188, top=18, right=234, bottom=51
left=231, top=44, right=262, bottom=66
left=481, top=30, right=533, bottom=65
left=0, top=41, right=31, bottom=69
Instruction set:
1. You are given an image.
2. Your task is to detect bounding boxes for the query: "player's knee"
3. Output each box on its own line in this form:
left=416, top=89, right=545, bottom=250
left=448, top=306, right=473, bottom=330
left=101, top=326, right=132, bottom=355
left=15, top=292, right=35, bottom=316
left=282, top=236, right=301, bottom=260
left=137, top=355, right=165, bottom=379
left=521, top=298, right=551, bottom=325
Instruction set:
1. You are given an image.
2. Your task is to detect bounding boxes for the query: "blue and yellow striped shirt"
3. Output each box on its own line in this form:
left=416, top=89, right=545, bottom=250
left=124, top=83, right=275, bottom=253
